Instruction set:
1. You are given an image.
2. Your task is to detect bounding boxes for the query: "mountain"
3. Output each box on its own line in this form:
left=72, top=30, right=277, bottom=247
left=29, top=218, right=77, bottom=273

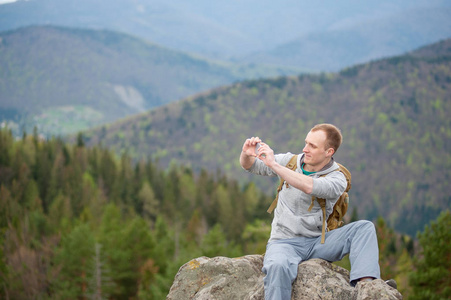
left=83, top=39, right=451, bottom=236
left=1, top=0, right=450, bottom=70
left=243, top=6, right=451, bottom=71
left=0, top=25, right=298, bottom=136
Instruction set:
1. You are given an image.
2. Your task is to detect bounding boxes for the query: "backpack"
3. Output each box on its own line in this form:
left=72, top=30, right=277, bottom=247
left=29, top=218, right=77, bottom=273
left=266, top=154, right=352, bottom=244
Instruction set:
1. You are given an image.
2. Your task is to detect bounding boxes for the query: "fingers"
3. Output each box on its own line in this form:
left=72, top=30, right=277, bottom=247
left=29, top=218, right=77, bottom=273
left=256, top=143, right=268, bottom=159
left=246, top=136, right=262, bottom=146
left=255, top=142, right=275, bottom=166
left=243, top=137, right=261, bottom=149
left=243, top=137, right=262, bottom=157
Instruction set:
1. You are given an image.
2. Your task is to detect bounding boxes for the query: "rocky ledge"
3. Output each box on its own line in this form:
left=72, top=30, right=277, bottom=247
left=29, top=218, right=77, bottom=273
left=167, top=255, right=402, bottom=300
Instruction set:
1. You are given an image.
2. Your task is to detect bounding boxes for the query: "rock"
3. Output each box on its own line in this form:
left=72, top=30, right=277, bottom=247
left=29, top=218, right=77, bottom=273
left=166, top=255, right=264, bottom=300
left=355, top=279, right=403, bottom=300
left=166, top=255, right=402, bottom=300
left=291, top=259, right=355, bottom=299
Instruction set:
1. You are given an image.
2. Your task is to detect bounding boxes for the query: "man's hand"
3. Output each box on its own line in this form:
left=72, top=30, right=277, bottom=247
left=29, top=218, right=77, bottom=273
left=255, top=142, right=276, bottom=168
left=240, top=137, right=263, bottom=170
left=242, top=137, right=262, bottom=157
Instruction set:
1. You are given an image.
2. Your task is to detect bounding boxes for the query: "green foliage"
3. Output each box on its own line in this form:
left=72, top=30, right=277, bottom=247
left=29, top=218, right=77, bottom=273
left=241, top=219, right=271, bottom=254
left=409, top=210, right=451, bottom=300
left=0, top=128, right=275, bottom=298
left=52, top=224, right=96, bottom=298
left=0, top=124, right=442, bottom=298
left=375, top=217, right=414, bottom=296
left=84, top=39, right=451, bottom=237
left=200, top=224, right=242, bottom=258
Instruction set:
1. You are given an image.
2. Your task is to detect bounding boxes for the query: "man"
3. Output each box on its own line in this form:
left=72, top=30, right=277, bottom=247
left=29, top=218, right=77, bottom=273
left=240, top=124, right=384, bottom=300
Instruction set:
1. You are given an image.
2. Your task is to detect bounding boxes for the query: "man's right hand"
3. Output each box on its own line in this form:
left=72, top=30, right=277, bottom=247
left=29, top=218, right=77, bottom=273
left=240, top=137, right=262, bottom=170
left=242, top=137, right=262, bottom=157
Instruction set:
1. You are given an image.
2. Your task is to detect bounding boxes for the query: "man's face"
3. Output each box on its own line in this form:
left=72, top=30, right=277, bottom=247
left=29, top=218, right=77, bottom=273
left=302, top=130, right=332, bottom=166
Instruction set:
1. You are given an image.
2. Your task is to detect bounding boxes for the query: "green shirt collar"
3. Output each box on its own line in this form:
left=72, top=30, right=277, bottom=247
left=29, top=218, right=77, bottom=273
left=301, top=163, right=317, bottom=176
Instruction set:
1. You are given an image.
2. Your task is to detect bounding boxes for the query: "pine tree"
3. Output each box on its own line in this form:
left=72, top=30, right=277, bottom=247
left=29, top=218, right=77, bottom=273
left=409, top=210, right=451, bottom=300
left=0, top=227, right=7, bottom=299
left=139, top=181, right=159, bottom=221
left=0, top=128, right=13, bottom=167
left=52, top=223, right=96, bottom=299
left=375, top=216, right=397, bottom=280
left=86, top=243, right=115, bottom=300
left=395, top=249, right=413, bottom=298
left=243, top=182, right=259, bottom=218
left=200, top=224, right=242, bottom=258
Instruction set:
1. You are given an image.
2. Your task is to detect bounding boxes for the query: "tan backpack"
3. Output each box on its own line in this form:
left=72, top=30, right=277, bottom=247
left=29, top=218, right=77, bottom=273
left=267, top=155, right=352, bottom=244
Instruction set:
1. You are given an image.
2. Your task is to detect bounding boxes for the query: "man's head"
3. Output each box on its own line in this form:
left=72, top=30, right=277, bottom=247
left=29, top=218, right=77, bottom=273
left=311, top=123, right=342, bottom=153
left=303, top=123, right=342, bottom=168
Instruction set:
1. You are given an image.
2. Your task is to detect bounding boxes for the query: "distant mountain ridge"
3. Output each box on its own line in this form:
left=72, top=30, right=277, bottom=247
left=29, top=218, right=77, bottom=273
left=242, top=6, right=451, bottom=71
left=83, top=39, right=451, bottom=236
left=1, top=0, right=450, bottom=70
left=0, top=25, right=298, bottom=136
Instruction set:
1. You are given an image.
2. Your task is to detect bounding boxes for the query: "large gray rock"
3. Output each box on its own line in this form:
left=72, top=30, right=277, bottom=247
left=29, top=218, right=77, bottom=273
left=167, top=255, right=402, bottom=300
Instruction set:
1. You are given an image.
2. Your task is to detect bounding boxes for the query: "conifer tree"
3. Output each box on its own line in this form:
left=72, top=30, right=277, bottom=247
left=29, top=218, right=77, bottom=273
left=376, top=216, right=397, bottom=280
left=216, top=184, right=233, bottom=238
left=0, top=227, right=7, bottom=299
left=52, top=223, right=96, bottom=299
left=409, top=210, right=451, bottom=300
left=48, top=192, right=73, bottom=231
left=119, top=217, right=156, bottom=297
left=243, top=182, right=259, bottom=218
left=21, top=179, right=41, bottom=212
left=86, top=243, right=115, bottom=300
left=139, top=180, right=159, bottom=221
left=153, top=216, right=174, bottom=273
left=0, top=128, right=13, bottom=167
left=395, top=248, right=413, bottom=298
left=200, top=224, right=241, bottom=258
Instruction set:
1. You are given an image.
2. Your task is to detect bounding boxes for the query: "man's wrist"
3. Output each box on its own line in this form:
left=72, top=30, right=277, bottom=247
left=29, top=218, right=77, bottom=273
left=267, top=159, right=280, bottom=170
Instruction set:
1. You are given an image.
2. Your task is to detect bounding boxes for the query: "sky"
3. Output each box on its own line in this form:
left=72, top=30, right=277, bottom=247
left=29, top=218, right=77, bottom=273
left=0, top=0, right=18, bottom=4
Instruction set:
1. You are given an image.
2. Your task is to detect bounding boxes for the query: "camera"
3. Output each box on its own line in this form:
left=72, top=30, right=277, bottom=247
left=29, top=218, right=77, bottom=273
left=255, top=143, right=261, bottom=155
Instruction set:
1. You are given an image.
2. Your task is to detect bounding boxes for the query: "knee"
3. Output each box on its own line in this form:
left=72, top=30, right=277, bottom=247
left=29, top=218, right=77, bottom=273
left=263, top=254, right=298, bottom=279
left=264, top=256, right=290, bottom=274
left=263, top=256, right=297, bottom=286
left=355, top=220, right=376, bottom=235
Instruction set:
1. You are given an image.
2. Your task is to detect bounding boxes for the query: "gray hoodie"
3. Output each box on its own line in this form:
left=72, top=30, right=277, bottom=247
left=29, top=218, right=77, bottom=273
left=247, top=152, right=347, bottom=242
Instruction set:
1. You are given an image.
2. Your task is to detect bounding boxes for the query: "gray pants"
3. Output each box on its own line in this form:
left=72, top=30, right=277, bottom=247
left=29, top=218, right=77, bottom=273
left=262, top=220, right=381, bottom=300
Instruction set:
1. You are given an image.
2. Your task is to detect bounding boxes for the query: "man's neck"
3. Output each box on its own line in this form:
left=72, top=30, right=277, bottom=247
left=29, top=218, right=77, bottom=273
left=303, top=157, right=332, bottom=173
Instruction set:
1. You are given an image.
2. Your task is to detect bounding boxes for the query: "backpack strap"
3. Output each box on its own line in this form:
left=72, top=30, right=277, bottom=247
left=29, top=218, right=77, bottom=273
left=267, top=154, right=298, bottom=214
left=307, top=168, right=339, bottom=244
left=316, top=198, right=327, bottom=244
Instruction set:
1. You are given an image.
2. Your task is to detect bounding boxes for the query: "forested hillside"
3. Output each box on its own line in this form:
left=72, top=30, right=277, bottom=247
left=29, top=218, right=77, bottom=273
left=0, top=128, right=424, bottom=298
left=84, top=39, right=451, bottom=236
left=0, top=128, right=270, bottom=298
left=0, top=26, right=296, bottom=137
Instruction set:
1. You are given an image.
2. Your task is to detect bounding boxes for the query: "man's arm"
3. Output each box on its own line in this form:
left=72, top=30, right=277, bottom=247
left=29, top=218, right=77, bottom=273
left=269, top=160, right=314, bottom=194
left=257, top=142, right=314, bottom=194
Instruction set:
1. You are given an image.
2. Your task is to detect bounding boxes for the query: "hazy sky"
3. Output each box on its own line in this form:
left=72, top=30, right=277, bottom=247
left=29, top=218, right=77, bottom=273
left=0, top=0, right=17, bottom=4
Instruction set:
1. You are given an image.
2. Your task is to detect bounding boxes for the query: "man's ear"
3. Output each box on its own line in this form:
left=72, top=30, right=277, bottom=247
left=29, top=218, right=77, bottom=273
left=326, top=148, right=335, bottom=157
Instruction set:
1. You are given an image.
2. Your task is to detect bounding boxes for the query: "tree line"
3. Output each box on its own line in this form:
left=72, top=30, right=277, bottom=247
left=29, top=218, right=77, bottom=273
left=0, top=128, right=448, bottom=299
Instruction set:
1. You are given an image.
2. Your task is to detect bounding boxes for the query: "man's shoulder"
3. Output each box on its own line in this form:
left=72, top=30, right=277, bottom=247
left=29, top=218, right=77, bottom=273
left=321, top=163, right=347, bottom=181
left=276, top=152, right=298, bottom=166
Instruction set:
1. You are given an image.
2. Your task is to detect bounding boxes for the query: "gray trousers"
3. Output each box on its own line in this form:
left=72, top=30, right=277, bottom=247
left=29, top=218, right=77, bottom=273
left=262, top=220, right=381, bottom=300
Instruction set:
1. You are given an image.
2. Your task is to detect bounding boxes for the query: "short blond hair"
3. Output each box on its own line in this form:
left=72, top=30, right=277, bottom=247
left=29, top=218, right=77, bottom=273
left=311, top=123, right=342, bottom=153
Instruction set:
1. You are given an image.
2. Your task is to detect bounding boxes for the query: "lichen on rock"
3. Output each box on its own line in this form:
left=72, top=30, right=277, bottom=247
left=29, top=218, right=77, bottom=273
left=167, top=255, right=402, bottom=300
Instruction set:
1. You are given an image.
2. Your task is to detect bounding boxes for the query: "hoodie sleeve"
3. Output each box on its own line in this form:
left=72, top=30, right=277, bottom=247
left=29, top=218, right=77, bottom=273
left=311, top=170, right=347, bottom=200
left=246, top=152, right=294, bottom=177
